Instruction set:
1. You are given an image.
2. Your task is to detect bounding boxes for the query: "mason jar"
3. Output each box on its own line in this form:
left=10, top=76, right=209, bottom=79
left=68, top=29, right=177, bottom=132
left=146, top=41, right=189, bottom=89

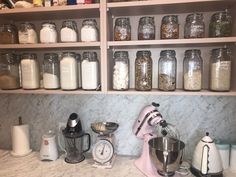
left=209, top=10, right=232, bottom=37
left=183, top=50, right=203, bottom=91
left=18, top=22, right=38, bottom=44
left=0, top=53, right=20, bottom=90
left=81, top=51, right=99, bottom=90
left=161, top=15, right=179, bottom=39
left=138, top=16, right=155, bottom=40
left=135, top=50, right=152, bottom=91
left=40, top=22, right=57, bottom=43
left=184, top=13, right=205, bottom=38
left=43, top=53, right=60, bottom=90
left=81, top=19, right=99, bottom=42
left=21, top=53, right=40, bottom=89
left=210, top=48, right=232, bottom=91
left=158, top=50, right=176, bottom=91
left=60, top=20, right=78, bottom=42
left=113, top=51, right=129, bottom=91
left=114, top=18, right=131, bottom=41
left=0, top=24, right=18, bottom=44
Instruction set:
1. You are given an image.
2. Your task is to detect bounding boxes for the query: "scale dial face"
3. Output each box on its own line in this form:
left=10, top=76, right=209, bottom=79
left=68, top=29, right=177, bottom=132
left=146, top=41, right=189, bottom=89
left=92, top=139, right=114, bottom=164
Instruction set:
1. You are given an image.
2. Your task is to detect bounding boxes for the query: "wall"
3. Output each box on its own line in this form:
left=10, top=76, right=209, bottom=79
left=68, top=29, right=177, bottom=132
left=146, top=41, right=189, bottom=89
left=0, top=94, right=235, bottom=159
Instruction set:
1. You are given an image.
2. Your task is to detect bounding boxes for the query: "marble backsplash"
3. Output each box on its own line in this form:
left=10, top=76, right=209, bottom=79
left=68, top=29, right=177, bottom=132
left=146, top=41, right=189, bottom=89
left=0, top=94, right=236, bottom=159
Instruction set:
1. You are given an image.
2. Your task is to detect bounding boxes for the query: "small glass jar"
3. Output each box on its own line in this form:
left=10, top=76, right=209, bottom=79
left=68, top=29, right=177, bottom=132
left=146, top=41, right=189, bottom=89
left=138, top=16, right=155, bottom=40
left=158, top=50, right=176, bottom=91
left=183, top=50, right=203, bottom=91
left=21, top=53, right=40, bottom=89
left=135, top=50, right=152, bottom=91
left=114, top=18, right=131, bottom=41
left=40, top=22, right=57, bottom=43
left=77, top=0, right=92, bottom=3
left=184, top=13, right=205, bottom=38
left=18, top=22, right=38, bottom=44
left=67, top=0, right=76, bottom=5
left=43, top=53, right=60, bottom=90
left=60, top=52, right=78, bottom=90
left=0, top=24, right=18, bottom=44
left=113, top=51, right=129, bottom=91
left=210, top=48, right=232, bottom=91
left=75, top=53, right=82, bottom=88
left=209, top=10, right=232, bottom=37
left=81, top=19, right=99, bottom=42
left=0, top=53, right=20, bottom=90
left=60, top=20, right=78, bottom=42
left=81, top=52, right=99, bottom=90
left=161, top=15, right=179, bottom=39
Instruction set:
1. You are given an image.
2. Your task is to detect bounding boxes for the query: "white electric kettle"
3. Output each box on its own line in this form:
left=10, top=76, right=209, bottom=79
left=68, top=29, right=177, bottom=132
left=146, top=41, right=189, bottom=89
left=191, top=132, right=223, bottom=177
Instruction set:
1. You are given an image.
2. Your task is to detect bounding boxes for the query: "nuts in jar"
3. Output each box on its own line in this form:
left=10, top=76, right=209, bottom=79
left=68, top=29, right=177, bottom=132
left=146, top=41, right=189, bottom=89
left=114, top=17, right=131, bottom=41
left=0, top=24, right=18, bottom=44
left=161, top=15, right=179, bottom=39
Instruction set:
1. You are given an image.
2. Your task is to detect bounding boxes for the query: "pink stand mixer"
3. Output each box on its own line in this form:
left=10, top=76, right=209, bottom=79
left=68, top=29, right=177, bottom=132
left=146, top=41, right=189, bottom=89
left=133, top=102, right=185, bottom=177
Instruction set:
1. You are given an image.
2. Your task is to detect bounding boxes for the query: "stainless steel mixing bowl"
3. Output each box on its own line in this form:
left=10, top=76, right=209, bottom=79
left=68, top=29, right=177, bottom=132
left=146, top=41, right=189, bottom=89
left=149, top=137, right=185, bottom=176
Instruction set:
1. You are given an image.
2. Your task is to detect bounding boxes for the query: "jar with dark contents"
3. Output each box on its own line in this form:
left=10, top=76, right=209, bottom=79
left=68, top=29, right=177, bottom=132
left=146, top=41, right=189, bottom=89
left=135, top=50, right=152, bottom=91
left=114, top=18, right=131, bottom=41
left=209, top=10, right=232, bottom=37
left=0, top=24, right=18, bottom=44
left=161, top=15, right=179, bottom=39
left=138, top=16, right=155, bottom=40
left=158, top=50, right=176, bottom=91
left=184, top=13, right=205, bottom=38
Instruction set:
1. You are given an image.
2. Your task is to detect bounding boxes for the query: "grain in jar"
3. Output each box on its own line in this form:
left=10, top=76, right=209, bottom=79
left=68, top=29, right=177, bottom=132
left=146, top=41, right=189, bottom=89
left=18, top=22, right=38, bottom=44
left=138, top=16, right=155, bottom=40
left=135, top=50, right=152, bottom=91
left=81, top=19, right=99, bottom=42
left=60, top=20, right=78, bottom=42
left=114, top=18, right=131, bottom=41
left=210, top=48, right=231, bottom=91
left=40, top=22, right=57, bottom=43
left=0, top=24, right=18, bottom=44
left=161, top=15, right=179, bottom=39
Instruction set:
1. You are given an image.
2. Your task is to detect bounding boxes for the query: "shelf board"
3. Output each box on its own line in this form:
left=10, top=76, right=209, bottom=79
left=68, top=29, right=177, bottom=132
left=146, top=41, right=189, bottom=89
left=108, top=0, right=236, bottom=16
left=0, top=4, right=100, bottom=21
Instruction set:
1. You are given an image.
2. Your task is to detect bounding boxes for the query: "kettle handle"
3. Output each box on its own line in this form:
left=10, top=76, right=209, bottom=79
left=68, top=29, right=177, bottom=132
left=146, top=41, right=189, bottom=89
left=58, top=126, right=67, bottom=155
left=201, top=145, right=209, bottom=175
left=83, top=133, right=91, bottom=153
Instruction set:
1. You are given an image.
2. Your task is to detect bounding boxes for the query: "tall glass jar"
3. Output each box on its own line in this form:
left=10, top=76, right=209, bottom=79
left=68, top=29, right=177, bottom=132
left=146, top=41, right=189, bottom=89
left=0, top=24, right=18, bottom=44
left=158, top=50, right=176, bottom=91
left=138, top=16, right=155, bottom=40
left=40, top=22, right=57, bottom=43
left=183, top=50, right=203, bottom=91
left=161, top=15, right=179, bottom=39
left=81, top=51, right=99, bottom=90
left=18, top=22, right=38, bottom=44
left=81, top=19, right=99, bottom=42
left=184, top=13, right=205, bottom=38
left=60, top=20, right=78, bottom=42
left=210, top=48, right=231, bottom=91
left=114, top=18, right=131, bottom=41
left=209, top=10, right=232, bottom=37
left=135, top=50, right=152, bottom=91
left=75, top=53, right=82, bottom=88
left=21, top=53, right=40, bottom=89
left=0, top=53, right=20, bottom=90
left=43, top=53, right=60, bottom=90
left=113, top=51, right=129, bottom=91
left=60, top=52, right=78, bottom=90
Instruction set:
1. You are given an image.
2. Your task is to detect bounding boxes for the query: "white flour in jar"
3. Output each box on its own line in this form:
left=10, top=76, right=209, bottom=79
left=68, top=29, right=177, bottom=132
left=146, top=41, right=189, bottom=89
left=184, top=70, right=202, bottom=90
left=113, top=61, right=128, bottom=90
left=60, top=27, right=77, bottom=42
left=43, top=73, right=59, bottom=89
left=81, top=60, right=98, bottom=90
left=19, top=29, right=38, bottom=44
left=81, top=26, right=98, bottom=42
left=40, top=25, right=57, bottom=43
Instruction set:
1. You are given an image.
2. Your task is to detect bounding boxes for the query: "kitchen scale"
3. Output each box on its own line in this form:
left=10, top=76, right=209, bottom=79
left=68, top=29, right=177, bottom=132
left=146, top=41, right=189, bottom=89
left=91, top=122, right=119, bottom=169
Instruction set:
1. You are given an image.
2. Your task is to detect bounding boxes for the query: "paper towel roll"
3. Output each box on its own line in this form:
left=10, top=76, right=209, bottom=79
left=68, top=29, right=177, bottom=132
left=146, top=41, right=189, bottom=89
left=11, top=124, right=32, bottom=157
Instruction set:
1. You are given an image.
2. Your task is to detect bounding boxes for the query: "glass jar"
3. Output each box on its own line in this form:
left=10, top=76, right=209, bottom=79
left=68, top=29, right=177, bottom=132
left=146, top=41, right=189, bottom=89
left=81, top=19, right=99, bottom=42
left=114, top=18, right=131, bottom=41
left=77, top=0, right=92, bottom=3
left=183, top=50, right=203, bottom=91
left=161, top=15, right=179, bottom=39
left=43, top=53, right=60, bottom=90
left=81, top=51, right=99, bottom=90
left=113, top=51, right=129, bottom=91
left=60, top=20, right=78, bottom=42
left=18, top=22, right=38, bottom=44
left=209, top=10, right=232, bottom=37
left=135, top=50, right=152, bottom=91
left=210, top=48, right=231, bottom=91
left=158, top=50, right=176, bottom=91
left=60, top=52, right=78, bottom=90
left=40, top=22, right=57, bottom=43
left=184, top=13, right=205, bottom=38
left=21, top=53, right=40, bottom=89
left=0, top=24, right=18, bottom=44
left=67, top=0, right=76, bottom=5
left=0, top=53, right=20, bottom=90
left=75, top=53, right=82, bottom=88
left=138, top=16, right=155, bottom=40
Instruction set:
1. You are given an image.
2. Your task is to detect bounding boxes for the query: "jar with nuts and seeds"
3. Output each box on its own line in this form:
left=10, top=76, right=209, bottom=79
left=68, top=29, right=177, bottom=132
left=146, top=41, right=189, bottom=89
left=114, top=18, right=131, bottom=41
left=0, top=24, right=18, bottom=44
left=161, top=15, right=179, bottom=39
left=138, top=16, right=155, bottom=40
left=135, top=50, right=152, bottom=91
